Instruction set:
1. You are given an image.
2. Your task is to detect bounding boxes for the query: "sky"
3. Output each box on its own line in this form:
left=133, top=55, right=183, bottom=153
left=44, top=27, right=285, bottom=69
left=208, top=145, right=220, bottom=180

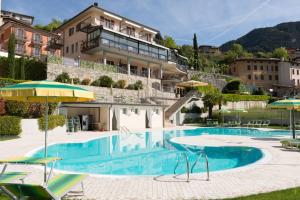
left=3, top=0, right=300, bottom=46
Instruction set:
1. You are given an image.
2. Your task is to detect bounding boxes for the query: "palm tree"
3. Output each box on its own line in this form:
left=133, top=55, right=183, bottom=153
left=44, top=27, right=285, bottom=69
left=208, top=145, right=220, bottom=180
left=203, top=90, right=223, bottom=118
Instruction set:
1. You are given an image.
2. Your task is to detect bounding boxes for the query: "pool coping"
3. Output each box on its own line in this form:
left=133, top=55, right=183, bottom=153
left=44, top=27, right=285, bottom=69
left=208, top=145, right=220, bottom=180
left=25, top=127, right=274, bottom=179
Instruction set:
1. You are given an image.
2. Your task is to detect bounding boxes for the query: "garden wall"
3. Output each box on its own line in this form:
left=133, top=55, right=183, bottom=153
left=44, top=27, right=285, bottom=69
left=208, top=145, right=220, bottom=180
left=21, top=119, right=66, bottom=135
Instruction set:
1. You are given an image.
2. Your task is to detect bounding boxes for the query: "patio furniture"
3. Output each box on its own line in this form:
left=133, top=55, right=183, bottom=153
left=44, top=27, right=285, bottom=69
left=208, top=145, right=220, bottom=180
left=0, top=157, right=61, bottom=184
left=73, top=116, right=81, bottom=132
left=254, top=120, right=262, bottom=127
left=280, top=139, right=300, bottom=149
left=261, top=120, right=271, bottom=127
left=0, top=172, right=28, bottom=184
left=244, top=120, right=254, bottom=127
left=0, top=174, right=87, bottom=200
left=66, top=118, right=74, bottom=132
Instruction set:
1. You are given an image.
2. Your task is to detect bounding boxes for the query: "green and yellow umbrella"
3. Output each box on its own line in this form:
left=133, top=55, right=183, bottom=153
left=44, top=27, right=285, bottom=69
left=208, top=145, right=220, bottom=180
left=0, top=81, right=95, bottom=182
left=268, top=98, right=300, bottom=139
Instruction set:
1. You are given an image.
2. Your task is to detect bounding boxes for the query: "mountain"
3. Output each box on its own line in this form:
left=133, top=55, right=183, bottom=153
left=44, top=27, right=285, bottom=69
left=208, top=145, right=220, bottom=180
left=220, top=21, right=300, bottom=52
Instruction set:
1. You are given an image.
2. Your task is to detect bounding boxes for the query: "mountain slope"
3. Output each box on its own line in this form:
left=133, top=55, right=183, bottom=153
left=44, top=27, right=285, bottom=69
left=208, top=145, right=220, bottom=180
left=220, top=21, right=300, bottom=52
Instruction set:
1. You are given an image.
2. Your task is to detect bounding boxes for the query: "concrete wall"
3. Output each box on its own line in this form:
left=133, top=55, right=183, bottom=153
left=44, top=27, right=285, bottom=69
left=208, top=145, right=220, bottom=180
left=222, top=101, right=267, bottom=110
left=119, top=108, right=147, bottom=130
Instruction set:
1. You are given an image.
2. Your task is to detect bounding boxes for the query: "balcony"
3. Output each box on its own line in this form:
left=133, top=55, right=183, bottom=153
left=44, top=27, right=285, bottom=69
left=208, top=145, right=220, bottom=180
left=31, top=38, right=43, bottom=46
left=15, top=48, right=25, bottom=55
left=47, top=38, right=63, bottom=50
left=81, top=37, right=100, bottom=52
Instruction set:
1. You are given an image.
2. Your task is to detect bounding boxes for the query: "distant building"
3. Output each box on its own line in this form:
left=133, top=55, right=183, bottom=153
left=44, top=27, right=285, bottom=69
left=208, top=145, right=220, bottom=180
left=229, top=58, right=300, bottom=96
left=198, top=45, right=221, bottom=56
left=0, top=18, right=61, bottom=59
left=1, top=10, right=34, bottom=25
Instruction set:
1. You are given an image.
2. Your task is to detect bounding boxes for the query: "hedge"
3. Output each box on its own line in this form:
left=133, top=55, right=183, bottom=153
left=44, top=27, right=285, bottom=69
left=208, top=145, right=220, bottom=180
left=222, top=94, right=270, bottom=102
left=0, top=116, right=21, bottom=136
left=0, top=78, right=26, bottom=87
left=38, top=115, right=66, bottom=131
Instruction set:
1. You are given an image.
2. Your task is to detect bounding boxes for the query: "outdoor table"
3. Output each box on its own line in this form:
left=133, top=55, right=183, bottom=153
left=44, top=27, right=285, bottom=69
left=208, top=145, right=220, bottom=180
left=0, top=156, right=62, bottom=185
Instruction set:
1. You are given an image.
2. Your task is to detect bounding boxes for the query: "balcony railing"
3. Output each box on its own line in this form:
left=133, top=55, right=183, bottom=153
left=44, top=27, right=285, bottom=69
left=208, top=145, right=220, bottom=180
left=47, top=38, right=64, bottom=50
left=31, top=38, right=43, bottom=46
left=15, top=49, right=25, bottom=55
left=15, top=34, right=27, bottom=42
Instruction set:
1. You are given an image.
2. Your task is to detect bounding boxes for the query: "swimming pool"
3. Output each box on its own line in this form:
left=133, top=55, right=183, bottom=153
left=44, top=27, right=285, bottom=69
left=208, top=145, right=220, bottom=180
left=32, top=127, right=288, bottom=175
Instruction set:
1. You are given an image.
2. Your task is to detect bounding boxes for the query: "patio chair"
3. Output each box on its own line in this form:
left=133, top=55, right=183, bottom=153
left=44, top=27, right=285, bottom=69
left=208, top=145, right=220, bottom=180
left=261, top=120, right=271, bottom=127
left=0, top=173, right=87, bottom=200
left=280, top=139, right=300, bottom=149
left=73, top=116, right=81, bottom=132
left=254, top=120, right=262, bottom=128
left=0, top=172, right=28, bottom=184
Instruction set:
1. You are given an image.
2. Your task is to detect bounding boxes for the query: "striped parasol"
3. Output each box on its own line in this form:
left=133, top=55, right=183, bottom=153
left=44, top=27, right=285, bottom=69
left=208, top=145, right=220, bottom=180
left=268, top=98, right=300, bottom=139
left=0, top=80, right=95, bottom=182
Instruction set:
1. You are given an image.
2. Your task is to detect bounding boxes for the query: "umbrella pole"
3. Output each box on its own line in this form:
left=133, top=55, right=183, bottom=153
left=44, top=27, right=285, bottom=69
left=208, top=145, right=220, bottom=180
left=44, top=97, right=49, bottom=183
left=292, top=109, right=296, bottom=139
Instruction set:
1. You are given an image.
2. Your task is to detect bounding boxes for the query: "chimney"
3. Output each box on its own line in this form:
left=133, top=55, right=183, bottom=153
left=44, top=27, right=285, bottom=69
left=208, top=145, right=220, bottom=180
left=93, top=2, right=98, bottom=7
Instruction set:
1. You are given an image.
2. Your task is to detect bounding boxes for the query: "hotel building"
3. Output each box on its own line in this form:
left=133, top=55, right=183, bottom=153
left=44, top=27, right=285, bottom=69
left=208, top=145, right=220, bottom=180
left=229, top=58, right=300, bottom=96
left=52, top=3, right=188, bottom=92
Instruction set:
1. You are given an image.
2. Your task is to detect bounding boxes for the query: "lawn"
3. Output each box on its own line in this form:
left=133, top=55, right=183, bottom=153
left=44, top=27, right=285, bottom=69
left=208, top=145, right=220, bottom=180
left=223, top=187, right=300, bottom=200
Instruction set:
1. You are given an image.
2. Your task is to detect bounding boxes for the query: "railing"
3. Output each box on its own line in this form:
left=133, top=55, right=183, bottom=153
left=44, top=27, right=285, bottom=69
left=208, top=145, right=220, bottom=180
left=31, top=38, right=43, bottom=45
left=47, top=38, right=63, bottom=49
left=15, top=34, right=27, bottom=42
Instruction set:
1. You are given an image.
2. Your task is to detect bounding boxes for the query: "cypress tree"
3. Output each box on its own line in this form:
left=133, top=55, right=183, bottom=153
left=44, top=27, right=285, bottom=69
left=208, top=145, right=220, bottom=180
left=20, top=56, right=26, bottom=80
left=193, top=33, right=199, bottom=70
left=7, top=33, right=16, bottom=78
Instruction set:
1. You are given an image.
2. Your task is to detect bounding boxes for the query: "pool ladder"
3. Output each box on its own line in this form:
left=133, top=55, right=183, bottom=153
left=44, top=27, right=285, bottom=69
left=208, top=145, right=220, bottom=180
left=174, top=150, right=209, bottom=182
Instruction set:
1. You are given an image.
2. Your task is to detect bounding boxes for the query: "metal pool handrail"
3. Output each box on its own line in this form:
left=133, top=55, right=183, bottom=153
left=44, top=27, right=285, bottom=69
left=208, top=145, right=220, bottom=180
left=169, top=141, right=210, bottom=182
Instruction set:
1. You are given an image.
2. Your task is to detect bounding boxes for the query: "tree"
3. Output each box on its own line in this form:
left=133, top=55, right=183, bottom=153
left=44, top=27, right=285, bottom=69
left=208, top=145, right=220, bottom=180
left=272, top=47, right=288, bottom=60
left=162, top=35, right=177, bottom=49
left=20, top=56, right=26, bottom=80
left=193, top=33, right=200, bottom=70
left=202, top=90, right=223, bottom=118
left=7, top=33, right=16, bottom=78
left=178, top=45, right=193, bottom=59
left=154, top=32, right=164, bottom=45
left=35, top=18, right=62, bottom=32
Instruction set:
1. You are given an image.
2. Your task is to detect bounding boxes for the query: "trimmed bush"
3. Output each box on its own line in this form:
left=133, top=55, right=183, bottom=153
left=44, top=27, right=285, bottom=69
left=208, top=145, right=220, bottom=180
left=99, top=75, right=114, bottom=87
left=81, top=78, right=91, bottom=85
left=91, top=79, right=101, bottom=87
left=222, top=80, right=241, bottom=94
left=114, top=80, right=126, bottom=89
left=126, top=84, right=135, bottom=90
left=0, top=116, right=21, bottom=136
left=38, top=115, right=65, bottom=131
left=222, top=94, right=270, bottom=102
left=55, top=72, right=71, bottom=83
left=134, top=80, right=143, bottom=90
left=72, top=78, right=80, bottom=84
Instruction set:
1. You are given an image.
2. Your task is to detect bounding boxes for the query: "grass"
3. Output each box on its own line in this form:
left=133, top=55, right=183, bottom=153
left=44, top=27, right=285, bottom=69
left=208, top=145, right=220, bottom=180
left=223, top=187, right=300, bottom=200
left=0, top=193, right=10, bottom=200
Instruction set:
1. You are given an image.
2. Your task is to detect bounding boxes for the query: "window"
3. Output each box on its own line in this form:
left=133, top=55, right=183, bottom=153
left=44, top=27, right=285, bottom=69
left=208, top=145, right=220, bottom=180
left=15, top=43, right=24, bottom=54
left=76, top=23, right=81, bottom=32
left=15, top=28, right=24, bottom=39
left=247, top=65, right=251, bottom=70
left=122, top=108, right=127, bottom=115
left=141, top=68, right=148, bottom=77
left=33, top=33, right=41, bottom=43
left=298, top=80, right=300, bottom=85
left=275, top=75, right=278, bottom=80
left=126, top=26, right=135, bottom=36
left=275, top=66, right=278, bottom=71
left=293, top=69, right=295, bottom=74
left=33, top=47, right=40, bottom=57
left=298, top=70, right=299, bottom=75
left=248, top=74, right=251, bottom=80
left=135, top=108, right=139, bottom=115
left=66, top=46, right=69, bottom=54
left=71, top=44, right=74, bottom=53
left=269, top=75, right=272, bottom=80
left=260, top=66, right=263, bottom=70
left=261, top=74, right=264, bottom=80
left=254, top=65, right=257, bottom=70
left=271, top=66, right=274, bottom=71
left=266, top=66, right=269, bottom=71
left=75, top=42, right=78, bottom=52
left=69, top=27, right=75, bottom=36
left=255, top=75, right=258, bottom=80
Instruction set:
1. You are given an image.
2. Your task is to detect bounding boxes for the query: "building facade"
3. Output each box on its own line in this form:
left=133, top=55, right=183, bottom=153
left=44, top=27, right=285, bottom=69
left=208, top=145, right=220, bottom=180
left=0, top=17, right=61, bottom=59
left=229, top=58, right=300, bottom=96
left=53, top=3, right=188, bottom=92
left=199, top=45, right=221, bottom=56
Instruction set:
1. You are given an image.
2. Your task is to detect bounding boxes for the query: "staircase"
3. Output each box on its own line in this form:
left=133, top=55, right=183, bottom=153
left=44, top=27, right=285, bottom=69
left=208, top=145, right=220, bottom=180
left=165, top=90, right=201, bottom=121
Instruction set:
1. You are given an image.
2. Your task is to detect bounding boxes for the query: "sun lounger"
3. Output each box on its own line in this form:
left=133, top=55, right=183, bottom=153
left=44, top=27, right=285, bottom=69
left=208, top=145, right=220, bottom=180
left=0, top=172, right=28, bottom=184
left=0, top=173, right=87, bottom=200
left=253, top=120, right=262, bottom=127
left=280, top=139, right=300, bottom=149
left=261, top=120, right=270, bottom=127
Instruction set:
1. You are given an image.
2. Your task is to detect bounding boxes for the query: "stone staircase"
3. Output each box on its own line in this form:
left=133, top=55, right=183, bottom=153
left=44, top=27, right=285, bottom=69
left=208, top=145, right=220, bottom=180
left=164, top=90, right=201, bottom=124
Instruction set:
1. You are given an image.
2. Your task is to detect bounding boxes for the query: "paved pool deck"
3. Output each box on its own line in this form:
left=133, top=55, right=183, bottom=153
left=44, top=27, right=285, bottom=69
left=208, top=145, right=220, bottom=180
left=1, top=127, right=300, bottom=200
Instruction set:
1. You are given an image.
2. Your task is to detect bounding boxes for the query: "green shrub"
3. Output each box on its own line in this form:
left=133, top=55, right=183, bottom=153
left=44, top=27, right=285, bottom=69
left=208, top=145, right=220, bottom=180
left=222, top=94, right=270, bottom=102
left=134, top=80, right=143, bottom=90
left=222, top=80, right=241, bottom=94
left=252, top=88, right=265, bottom=95
left=38, top=115, right=65, bottom=131
left=91, top=79, right=101, bottom=87
left=55, top=72, right=71, bottom=83
left=0, top=78, right=26, bottom=87
left=81, top=78, right=91, bottom=85
left=99, top=75, right=114, bottom=87
left=114, top=80, right=126, bottom=89
left=5, top=101, right=57, bottom=118
left=25, top=59, right=47, bottom=80
left=0, top=116, right=21, bottom=136
left=126, top=84, right=135, bottom=90
left=181, top=106, right=188, bottom=113
left=72, top=78, right=80, bottom=84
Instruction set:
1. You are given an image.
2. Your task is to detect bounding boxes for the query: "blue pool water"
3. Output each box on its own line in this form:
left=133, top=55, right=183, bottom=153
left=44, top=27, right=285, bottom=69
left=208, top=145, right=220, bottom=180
left=32, top=128, right=289, bottom=175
